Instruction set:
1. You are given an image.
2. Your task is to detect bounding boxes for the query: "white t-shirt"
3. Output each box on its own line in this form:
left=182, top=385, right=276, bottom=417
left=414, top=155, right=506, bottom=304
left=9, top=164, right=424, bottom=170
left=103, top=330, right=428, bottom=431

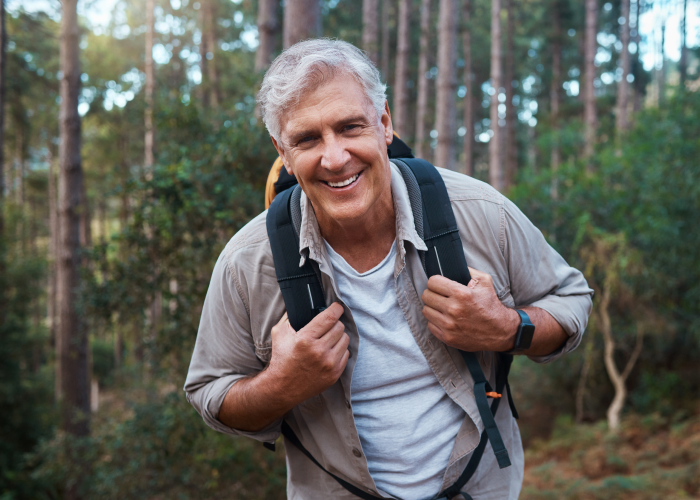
left=324, top=239, right=465, bottom=500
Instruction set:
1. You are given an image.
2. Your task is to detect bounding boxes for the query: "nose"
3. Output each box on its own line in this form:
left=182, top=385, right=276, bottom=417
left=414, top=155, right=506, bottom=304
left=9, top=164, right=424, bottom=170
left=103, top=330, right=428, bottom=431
left=319, top=133, right=351, bottom=172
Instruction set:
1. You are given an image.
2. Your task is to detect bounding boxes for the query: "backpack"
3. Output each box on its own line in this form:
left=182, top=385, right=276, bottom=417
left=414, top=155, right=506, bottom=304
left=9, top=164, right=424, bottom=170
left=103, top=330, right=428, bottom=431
left=265, top=137, right=517, bottom=500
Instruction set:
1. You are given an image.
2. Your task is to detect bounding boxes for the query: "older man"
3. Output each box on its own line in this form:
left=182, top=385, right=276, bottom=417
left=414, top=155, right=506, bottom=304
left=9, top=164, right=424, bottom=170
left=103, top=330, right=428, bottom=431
left=185, top=39, right=592, bottom=500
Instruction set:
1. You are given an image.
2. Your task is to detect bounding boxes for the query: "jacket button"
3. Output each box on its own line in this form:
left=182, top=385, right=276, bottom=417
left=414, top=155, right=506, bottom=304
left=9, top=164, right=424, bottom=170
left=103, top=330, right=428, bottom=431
left=352, top=448, right=362, bottom=458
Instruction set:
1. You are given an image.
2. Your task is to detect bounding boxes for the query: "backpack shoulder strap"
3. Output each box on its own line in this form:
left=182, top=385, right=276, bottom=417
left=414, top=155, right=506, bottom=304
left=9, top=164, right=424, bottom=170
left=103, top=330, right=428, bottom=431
left=393, top=158, right=512, bottom=471
left=266, top=185, right=326, bottom=331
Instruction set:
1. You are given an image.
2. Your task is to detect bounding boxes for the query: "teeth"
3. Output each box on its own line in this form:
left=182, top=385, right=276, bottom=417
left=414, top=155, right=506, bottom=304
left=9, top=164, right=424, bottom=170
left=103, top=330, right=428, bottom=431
left=327, top=174, right=358, bottom=188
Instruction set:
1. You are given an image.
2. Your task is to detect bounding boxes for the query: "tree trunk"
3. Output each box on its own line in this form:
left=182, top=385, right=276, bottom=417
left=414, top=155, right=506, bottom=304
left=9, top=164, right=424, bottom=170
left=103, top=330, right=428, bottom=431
left=204, top=0, right=220, bottom=108
left=283, top=0, right=322, bottom=49
left=199, top=5, right=211, bottom=107
left=583, top=0, right=597, bottom=167
left=393, top=0, right=410, bottom=135
left=363, top=0, right=379, bottom=66
left=599, top=282, right=644, bottom=431
left=48, top=148, right=60, bottom=401
left=255, top=0, right=278, bottom=72
left=435, top=0, right=459, bottom=171
left=58, top=0, right=90, bottom=462
left=414, top=0, right=432, bottom=160
left=504, top=0, right=517, bottom=188
left=489, top=0, right=503, bottom=190
left=632, top=0, right=643, bottom=115
left=145, top=0, right=155, bottom=171
left=550, top=0, right=561, bottom=200
left=0, top=0, right=4, bottom=241
left=381, top=0, right=392, bottom=81
left=575, top=327, right=595, bottom=423
left=615, top=0, right=630, bottom=133
left=658, top=21, right=665, bottom=104
left=679, top=0, right=687, bottom=86
left=462, top=0, right=473, bottom=176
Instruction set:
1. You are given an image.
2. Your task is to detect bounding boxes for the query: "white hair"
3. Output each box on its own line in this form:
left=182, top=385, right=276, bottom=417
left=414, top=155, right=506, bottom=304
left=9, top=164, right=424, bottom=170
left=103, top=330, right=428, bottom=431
left=257, top=39, right=388, bottom=142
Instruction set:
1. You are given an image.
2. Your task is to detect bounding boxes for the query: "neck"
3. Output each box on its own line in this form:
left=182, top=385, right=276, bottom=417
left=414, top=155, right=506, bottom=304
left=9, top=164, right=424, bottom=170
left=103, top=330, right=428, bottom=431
left=314, top=186, right=396, bottom=274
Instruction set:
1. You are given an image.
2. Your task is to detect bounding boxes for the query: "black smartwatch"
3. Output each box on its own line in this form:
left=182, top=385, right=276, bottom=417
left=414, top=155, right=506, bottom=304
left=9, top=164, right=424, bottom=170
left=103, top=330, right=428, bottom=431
left=504, top=309, right=535, bottom=354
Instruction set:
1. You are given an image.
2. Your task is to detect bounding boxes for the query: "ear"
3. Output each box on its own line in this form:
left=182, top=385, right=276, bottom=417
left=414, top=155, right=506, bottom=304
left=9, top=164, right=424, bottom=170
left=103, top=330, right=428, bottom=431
left=270, top=136, right=293, bottom=175
left=381, top=100, right=394, bottom=146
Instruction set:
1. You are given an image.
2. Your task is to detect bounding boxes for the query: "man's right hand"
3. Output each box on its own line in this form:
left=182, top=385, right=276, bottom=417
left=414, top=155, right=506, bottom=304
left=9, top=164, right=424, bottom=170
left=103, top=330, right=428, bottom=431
left=218, top=302, right=349, bottom=432
left=268, top=302, right=350, bottom=405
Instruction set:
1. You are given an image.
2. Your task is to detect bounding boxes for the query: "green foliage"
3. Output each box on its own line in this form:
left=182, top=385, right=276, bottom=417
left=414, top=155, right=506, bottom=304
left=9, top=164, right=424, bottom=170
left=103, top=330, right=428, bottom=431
left=32, top=392, right=287, bottom=500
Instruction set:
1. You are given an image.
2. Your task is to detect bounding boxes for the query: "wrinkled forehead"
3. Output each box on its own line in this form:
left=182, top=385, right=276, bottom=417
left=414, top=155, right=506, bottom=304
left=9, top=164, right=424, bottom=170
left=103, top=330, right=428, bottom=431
left=278, top=71, right=378, bottom=137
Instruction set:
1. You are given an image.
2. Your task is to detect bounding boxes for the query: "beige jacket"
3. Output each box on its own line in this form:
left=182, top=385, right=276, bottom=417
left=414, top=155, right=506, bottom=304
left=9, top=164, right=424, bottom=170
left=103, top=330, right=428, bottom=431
left=184, top=162, right=593, bottom=499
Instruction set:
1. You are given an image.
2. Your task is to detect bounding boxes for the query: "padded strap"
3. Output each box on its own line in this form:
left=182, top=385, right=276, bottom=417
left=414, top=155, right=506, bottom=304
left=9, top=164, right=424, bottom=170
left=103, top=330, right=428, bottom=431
left=266, top=185, right=326, bottom=331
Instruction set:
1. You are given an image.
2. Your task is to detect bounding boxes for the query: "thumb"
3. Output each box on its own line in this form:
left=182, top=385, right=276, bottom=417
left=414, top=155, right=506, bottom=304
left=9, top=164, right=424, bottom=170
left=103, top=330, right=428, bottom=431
left=271, top=312, right=294, bottom=341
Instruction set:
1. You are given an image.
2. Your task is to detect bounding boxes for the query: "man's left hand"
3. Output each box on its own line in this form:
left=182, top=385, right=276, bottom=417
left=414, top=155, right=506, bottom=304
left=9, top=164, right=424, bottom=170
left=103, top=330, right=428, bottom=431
left=421, top=267, right=520, bottom=353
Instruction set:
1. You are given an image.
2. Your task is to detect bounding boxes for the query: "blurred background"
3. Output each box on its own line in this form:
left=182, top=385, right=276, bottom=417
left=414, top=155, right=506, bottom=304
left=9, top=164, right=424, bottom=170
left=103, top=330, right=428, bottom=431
left=0, top=0, right=698, bottom=498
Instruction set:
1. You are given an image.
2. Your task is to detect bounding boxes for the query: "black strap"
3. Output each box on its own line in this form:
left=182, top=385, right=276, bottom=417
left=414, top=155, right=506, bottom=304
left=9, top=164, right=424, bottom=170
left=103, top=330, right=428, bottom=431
left=281, top=422, right=390, bottom=500
left=395, top=159, right=511, bottom=470
left=266, top=185, right=326, bottom=331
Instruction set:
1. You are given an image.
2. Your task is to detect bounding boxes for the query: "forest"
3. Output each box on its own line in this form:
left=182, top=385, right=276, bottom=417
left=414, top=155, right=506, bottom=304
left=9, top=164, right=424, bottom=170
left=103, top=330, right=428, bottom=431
left=0, top=0, right=699, bottom=498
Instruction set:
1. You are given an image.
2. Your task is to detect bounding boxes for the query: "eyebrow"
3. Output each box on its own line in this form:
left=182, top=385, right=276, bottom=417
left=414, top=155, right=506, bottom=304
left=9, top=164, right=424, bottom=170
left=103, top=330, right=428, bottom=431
left=287, top=114, right=369, bottom=144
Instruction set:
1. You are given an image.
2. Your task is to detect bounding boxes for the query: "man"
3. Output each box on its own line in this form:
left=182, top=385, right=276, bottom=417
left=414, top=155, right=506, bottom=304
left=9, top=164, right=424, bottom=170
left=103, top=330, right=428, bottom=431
left=185, top=39, right=593, bottom=499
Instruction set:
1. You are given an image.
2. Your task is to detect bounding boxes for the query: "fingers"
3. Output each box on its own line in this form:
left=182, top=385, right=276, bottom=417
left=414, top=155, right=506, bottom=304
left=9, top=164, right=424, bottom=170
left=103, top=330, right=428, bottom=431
left=303, top=302, right=344, bottom=339
left=422, top=288, right=452, bottom=313
left=422, top=304, right=453, bottom=332
left=426, top=275, right=458, bottom=297
left=467, top=267, right=494, bottom=288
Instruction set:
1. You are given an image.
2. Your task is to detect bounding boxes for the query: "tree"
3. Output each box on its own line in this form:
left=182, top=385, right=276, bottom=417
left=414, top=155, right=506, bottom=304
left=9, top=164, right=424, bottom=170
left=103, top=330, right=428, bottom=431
left=435, top=0, right=459, bottom=170
left=414, top=0, right=432, bottom=159
left=461, top=0, right=473, bottom=176
left=393, top=0, right=410, bottom=134
left=200, top=0, right=220, bottom=108
left=550, top=0, right=562, bottom=199
left=363, top=0, right=379, bottom=66
left=503, top=0, right=517, bottom=188
left=615, top=0, right=631, bottom=133
left=658, top=17, right=666, bottom=104
left=255, top=0, right=278, bottom=72
left=57, top=0, right=90, bottom=485
left=0, top=0, right=4, bottom=242
left=680, top=0, right=688, bottom=86
left=583, top=0, right=597, bottom=164
left=381, top=0, right=392, bottom=80
left=283, top=0, right=322, bottom=49
left=489, top=0, right=503, bottom=190
left=145, top=0, right=155, bottom=170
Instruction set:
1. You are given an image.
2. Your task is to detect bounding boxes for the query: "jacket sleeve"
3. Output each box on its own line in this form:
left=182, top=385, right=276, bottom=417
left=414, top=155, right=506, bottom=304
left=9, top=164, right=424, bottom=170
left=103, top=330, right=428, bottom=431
left=183, top=250, right=282, bottom=442
left=501, top=198, right=594, bottom=363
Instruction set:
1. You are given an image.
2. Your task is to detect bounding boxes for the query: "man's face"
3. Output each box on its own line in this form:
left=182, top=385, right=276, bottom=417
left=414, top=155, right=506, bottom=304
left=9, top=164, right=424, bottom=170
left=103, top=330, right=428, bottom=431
left=271, top=74, right=394, bottom=229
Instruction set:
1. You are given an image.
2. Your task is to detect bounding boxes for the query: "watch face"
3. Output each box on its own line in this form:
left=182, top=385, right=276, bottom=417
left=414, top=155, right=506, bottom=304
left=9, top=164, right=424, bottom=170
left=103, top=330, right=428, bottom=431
left=520, top=323, right=535, bottom=349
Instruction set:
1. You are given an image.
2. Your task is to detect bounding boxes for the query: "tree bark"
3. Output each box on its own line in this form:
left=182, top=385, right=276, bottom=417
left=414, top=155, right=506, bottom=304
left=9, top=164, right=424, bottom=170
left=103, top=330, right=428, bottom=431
left=550, top=0, right=561, bottom=200
left=0, top=0, right=5, bottom=241
left=632, top=0, right=643, bottom=115
left=283, top=0, right=322, bottom=49
left=504, top=0, right=517, bottom=188
left=414, top=0, right=432, bottom=160
left=679, top=0, right=688, bottom=86
left=658, top=20, right=665, bottom=104
left=435, top=0, right=459, bottom=171
left=575, top=326, right=594, bottom=423
left=599, top=282, right=644, bottom=431
left=381, top=0, right=392, bottom=81
left=363, top=0, right=379, bottom=66
left=255, top=0, right=278, bottom=72
left=393, top=0, right=410, bottom=134
left=204, top=0, right=220, bottom=108
left=48, top=148, right=60, bottom=401
left=583, top=0, right=597, bottom=167
left=462, top=0, right=473, bottom=176
left=615, top=0, right=630, bottom=133
left=145, top=0, right=155, bottom=171
left=489, top=0, right=503, bottom=190
left=58, top=0, right=90, bottom=452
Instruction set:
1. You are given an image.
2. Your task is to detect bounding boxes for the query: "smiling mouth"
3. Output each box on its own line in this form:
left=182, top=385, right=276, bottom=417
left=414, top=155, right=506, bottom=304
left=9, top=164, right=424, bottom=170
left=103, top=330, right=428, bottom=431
left=325, top=173, right=360, bottom=188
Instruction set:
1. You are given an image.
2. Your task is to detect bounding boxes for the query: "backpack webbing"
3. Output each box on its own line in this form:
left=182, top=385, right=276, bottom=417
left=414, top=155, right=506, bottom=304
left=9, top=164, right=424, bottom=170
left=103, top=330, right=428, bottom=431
left=265, top=158, right=516, bottom=499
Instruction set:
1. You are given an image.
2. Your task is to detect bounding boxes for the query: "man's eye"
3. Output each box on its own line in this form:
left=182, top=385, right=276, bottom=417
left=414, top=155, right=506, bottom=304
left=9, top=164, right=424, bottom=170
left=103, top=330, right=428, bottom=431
left=343, top=124, right=360, bottom=132
left=297, top=136, right=316, bottom=145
